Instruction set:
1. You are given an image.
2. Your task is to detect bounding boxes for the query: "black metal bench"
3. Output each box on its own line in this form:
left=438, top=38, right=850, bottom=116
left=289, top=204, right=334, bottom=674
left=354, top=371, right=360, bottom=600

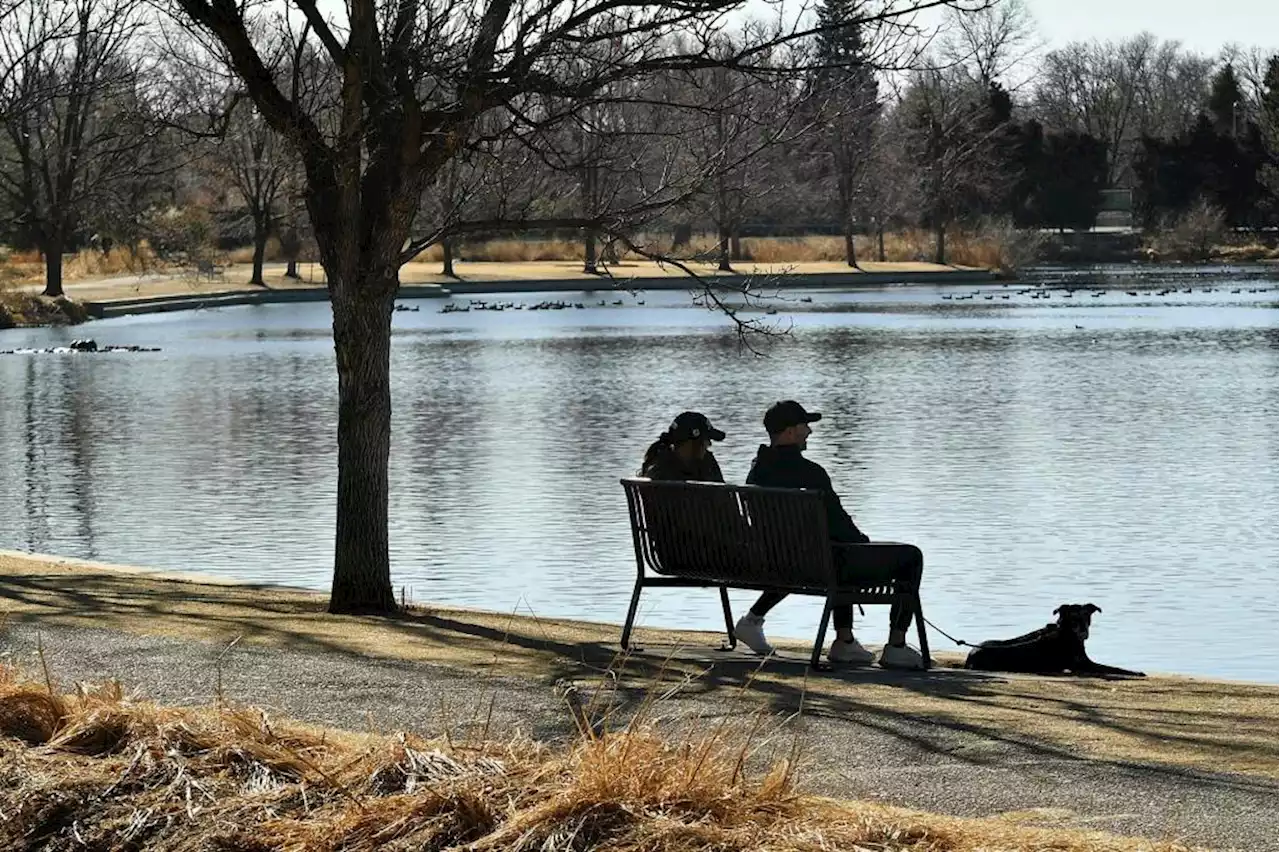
left=620, top=477, right=931, bottom=670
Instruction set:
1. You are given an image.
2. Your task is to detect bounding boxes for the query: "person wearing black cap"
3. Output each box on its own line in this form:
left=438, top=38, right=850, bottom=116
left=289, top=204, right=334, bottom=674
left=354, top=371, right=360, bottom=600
left=638, top=411, right=726, bottom=482
left=733, top=400, right=925, bottom=669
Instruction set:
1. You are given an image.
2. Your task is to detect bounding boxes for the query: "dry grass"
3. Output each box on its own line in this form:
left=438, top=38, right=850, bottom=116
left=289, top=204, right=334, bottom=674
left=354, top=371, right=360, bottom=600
left=0, top=663, right=1195, bottom=851
left=226, top=237, right=285, bottom=265
left=400, top=229, right=1017, bottom=269
left=0, top=291, right=89, bottom=329
left=1, top=246, right=163, bottom=284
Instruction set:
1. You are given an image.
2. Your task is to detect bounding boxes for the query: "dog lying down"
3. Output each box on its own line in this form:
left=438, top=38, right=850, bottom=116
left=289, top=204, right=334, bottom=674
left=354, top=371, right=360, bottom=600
left=964, top=603, right=1146, bottom=677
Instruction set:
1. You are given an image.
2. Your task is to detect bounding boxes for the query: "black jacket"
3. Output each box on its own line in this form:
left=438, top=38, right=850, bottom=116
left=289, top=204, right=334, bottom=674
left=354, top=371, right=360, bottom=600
left=641, top=448, right=725, bottom=483
left=746, top=444, right=869, bottom=543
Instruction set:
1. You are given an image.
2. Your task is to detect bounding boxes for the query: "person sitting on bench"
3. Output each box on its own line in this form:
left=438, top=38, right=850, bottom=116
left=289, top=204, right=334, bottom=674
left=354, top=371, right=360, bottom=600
left=733, top=400, right=925, bottom=670
left=638, top=411, right=725, bottom=482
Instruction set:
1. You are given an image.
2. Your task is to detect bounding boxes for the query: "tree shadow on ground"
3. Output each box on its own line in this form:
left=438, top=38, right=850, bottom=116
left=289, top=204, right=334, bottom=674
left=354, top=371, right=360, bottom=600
left=1, top=568, right=1275, bottom=791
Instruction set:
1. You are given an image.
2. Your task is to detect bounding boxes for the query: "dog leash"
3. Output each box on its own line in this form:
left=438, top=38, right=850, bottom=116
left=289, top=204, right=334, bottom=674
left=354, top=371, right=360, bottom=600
left=922, top=616, right=975, bottom=648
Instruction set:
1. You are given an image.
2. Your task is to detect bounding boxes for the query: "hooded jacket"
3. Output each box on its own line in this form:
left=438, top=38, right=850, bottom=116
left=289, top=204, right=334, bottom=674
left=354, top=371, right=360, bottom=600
left=745, top=444, right=869, bottom=543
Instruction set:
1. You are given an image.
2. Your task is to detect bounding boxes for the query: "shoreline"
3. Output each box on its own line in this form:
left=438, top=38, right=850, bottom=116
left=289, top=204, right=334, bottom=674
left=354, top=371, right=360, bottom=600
left=2, top=548, right=1275, bottom=849
left=3, top=260, right=998, bottom=326
left=5, top=549, right=1270, bottom=688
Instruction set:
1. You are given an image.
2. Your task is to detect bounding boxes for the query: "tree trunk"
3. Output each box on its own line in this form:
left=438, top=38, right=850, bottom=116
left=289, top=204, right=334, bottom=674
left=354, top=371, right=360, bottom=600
left=729, top=231, right=742, bottom=261
left=582, top=159, right=598, bottom=274
left=877, top=225, right=886, bottom=262
left=328, top=275, right=398, bottom=615
left=441, top=239, right=456, bottom=277
left=250, top=217, right=269, bottom=286
left=583, top=229, right=598, bottom=274
left=41, top=237, right=65, bottom=298
left=285, top=260, right=300, bottom=278
left=934, top=223, right=946, bottom=265
left=844, top=225, right=859, bottom=269
left=717, top=175, right=732, bottom=272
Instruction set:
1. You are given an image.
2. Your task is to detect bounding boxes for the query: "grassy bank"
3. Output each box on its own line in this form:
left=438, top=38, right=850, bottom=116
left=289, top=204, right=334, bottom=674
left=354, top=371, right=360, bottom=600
left=0, top=289, right=89, bottom=329
left=1, top=552, right=1275, bottom=783
left=0, top=661, right=1200, bottom=852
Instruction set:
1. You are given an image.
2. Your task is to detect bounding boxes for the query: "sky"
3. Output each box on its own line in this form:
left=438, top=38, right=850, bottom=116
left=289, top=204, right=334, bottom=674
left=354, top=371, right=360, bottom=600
left=1019, top=0, right=1278, bottom=55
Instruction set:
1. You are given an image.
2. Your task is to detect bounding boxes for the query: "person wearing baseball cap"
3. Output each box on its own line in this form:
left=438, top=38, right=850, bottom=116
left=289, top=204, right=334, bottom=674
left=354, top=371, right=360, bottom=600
left=638, top=411, right=726, bottom=482
left=732, top=400, right=925, bottom=670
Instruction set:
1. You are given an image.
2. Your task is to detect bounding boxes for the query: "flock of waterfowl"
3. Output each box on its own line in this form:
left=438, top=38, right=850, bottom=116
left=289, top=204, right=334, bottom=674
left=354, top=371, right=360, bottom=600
left=941, top=283, right=1277, bottom=301
left=438, top=297, right=644, bottom=313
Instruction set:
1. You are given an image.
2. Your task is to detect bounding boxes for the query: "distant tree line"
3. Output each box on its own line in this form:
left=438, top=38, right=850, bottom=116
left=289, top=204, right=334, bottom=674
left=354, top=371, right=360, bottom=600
left=1, top=0, right=1276, bottom=290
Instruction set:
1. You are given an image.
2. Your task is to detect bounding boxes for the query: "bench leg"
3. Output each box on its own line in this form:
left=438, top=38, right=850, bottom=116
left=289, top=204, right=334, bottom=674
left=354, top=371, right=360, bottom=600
left=914, top=594, right=931, bottom=670
left=621, top=578, right=644, bottom=650
left=719, top=586, right=736, bottom=649
left=810, top=598, right=833, bottom=670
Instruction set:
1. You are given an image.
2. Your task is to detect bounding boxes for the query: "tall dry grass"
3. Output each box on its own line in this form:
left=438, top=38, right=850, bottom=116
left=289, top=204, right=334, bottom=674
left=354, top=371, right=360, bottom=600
left=402, top=228, right=1020, bottom=268
left=226, top=237, right=284, bottom=265
left=0, top=662, right=1190, bottom=852
left=1, top=245, right=166, bottom=285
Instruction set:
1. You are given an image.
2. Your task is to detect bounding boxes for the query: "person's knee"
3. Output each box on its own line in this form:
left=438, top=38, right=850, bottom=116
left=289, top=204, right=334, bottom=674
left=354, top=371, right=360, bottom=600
left=897, top=545, right=923, bottom=587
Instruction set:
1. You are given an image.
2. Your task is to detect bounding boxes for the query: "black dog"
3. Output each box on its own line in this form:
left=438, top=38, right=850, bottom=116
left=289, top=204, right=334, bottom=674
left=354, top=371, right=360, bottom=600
left=964, top=604, right=1145, bottom=677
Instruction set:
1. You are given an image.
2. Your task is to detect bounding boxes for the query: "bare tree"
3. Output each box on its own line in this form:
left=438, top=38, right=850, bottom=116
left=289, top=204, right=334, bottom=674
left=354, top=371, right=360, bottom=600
left=1033, top=34, right=1212, bottom=186
left=164, top=0, right=967, bottom=614
left=213, top=98, right=293, bottom=285
left=0, top=0, right=152, bottom=296
left=940, top=0, right=1040, bottom=90
left=897, top=65, right=1006, bottom=263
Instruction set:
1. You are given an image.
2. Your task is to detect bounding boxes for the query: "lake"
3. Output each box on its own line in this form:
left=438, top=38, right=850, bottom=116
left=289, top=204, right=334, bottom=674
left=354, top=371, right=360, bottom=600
left=1, top=265, right=1277, bottom=682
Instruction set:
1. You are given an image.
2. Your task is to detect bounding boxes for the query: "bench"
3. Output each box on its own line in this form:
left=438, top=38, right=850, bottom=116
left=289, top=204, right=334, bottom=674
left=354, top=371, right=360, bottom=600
left=620, top=477, right=931, bottom=670
left=195, top=259, right=224, bottom=280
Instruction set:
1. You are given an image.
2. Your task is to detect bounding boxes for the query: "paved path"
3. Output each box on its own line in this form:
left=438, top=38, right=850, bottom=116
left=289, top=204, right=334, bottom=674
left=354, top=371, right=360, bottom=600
left=3, top=623, right=1272, bottom=851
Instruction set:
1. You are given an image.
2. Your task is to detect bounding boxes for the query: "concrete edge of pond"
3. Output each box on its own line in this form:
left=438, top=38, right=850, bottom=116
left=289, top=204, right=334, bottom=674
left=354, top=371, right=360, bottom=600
left=83, top=284, right=452, bottom=319
left=80, top=268, right=1002, bottom=320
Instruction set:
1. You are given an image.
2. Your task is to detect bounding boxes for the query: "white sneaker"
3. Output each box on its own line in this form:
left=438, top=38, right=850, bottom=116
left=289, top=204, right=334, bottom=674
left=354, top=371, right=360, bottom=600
left=879, top=643, right=925, bottom=670
left=827, top=636, right=875, bottom=665
left=734, top=613, right=774, bottom=655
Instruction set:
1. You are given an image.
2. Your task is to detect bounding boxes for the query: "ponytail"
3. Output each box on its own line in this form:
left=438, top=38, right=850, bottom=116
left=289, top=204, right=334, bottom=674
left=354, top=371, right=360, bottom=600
left=639, top=431, right=673, bottom=475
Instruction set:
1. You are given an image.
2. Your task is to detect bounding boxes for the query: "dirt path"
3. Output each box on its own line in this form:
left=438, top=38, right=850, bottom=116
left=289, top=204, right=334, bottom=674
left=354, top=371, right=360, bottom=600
left=1, top=552, right=1275, bottom=849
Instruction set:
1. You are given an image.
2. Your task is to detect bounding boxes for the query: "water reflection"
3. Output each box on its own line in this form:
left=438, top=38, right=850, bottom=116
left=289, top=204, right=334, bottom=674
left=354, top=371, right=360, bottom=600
left=0, top=280, right=1276, bottom=681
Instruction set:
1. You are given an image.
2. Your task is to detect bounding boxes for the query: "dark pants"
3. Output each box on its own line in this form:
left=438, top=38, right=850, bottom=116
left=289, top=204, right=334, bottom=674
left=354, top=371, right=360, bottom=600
left=749, top=542, right=923, bottom=634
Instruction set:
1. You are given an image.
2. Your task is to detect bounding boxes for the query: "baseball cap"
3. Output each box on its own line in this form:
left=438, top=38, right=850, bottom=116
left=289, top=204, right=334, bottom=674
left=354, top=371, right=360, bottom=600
left=667, top=411, right=726, bottom=443
left=763, top=400, right=822, bottom=434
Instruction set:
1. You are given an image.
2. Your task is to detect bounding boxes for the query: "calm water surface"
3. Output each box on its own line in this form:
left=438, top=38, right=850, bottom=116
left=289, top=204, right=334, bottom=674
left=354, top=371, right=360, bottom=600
left=2, top=267, right=1277, bottom=682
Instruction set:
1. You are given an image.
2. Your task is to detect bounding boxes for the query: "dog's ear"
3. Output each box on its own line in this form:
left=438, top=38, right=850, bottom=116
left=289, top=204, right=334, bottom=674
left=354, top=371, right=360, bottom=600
left=1052, top=605, right=1062, bottom=615
left=1084, top=604, right=1101, bottom=615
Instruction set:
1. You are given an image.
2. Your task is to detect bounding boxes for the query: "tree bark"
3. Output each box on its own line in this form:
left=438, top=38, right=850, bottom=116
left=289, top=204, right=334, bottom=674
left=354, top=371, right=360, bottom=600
left=716, top=174, right=732, bottom=272
left=285, top=260, right=300, bottom=278
left=250, top=216, right=269, bottom=285
left=441, top=238, right=456, bottom=277
left=41, top=236, right=65, bottom=298
left=328, top=274, right=398, bottom=615
left=844, top=225, right=859, bottom=269
left=877, top=225, right=886, bottom=262
left=934, top=223, right=947, bottom=265
left=583, top=229, right=598, bottom=274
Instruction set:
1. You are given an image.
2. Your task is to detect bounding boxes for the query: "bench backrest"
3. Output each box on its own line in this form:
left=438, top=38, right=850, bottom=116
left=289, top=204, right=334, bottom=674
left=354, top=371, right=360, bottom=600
left=620, top=477, right=835, bottom=590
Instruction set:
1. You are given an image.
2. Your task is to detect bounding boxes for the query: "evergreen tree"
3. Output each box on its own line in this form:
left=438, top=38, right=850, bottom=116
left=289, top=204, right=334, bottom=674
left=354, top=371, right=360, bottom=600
left=813, top=0, right=880, bottom=266
left=1208, top=63, right=1243, bottom=137
left=1258, top=56, right=1279, bottom=211
left=1034, top=131, right=1108, bottom=230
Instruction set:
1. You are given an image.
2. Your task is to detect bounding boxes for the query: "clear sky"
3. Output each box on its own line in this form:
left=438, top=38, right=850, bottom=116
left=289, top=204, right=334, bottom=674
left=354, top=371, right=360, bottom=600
left=1020, top=0, right=1278, bottom=55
